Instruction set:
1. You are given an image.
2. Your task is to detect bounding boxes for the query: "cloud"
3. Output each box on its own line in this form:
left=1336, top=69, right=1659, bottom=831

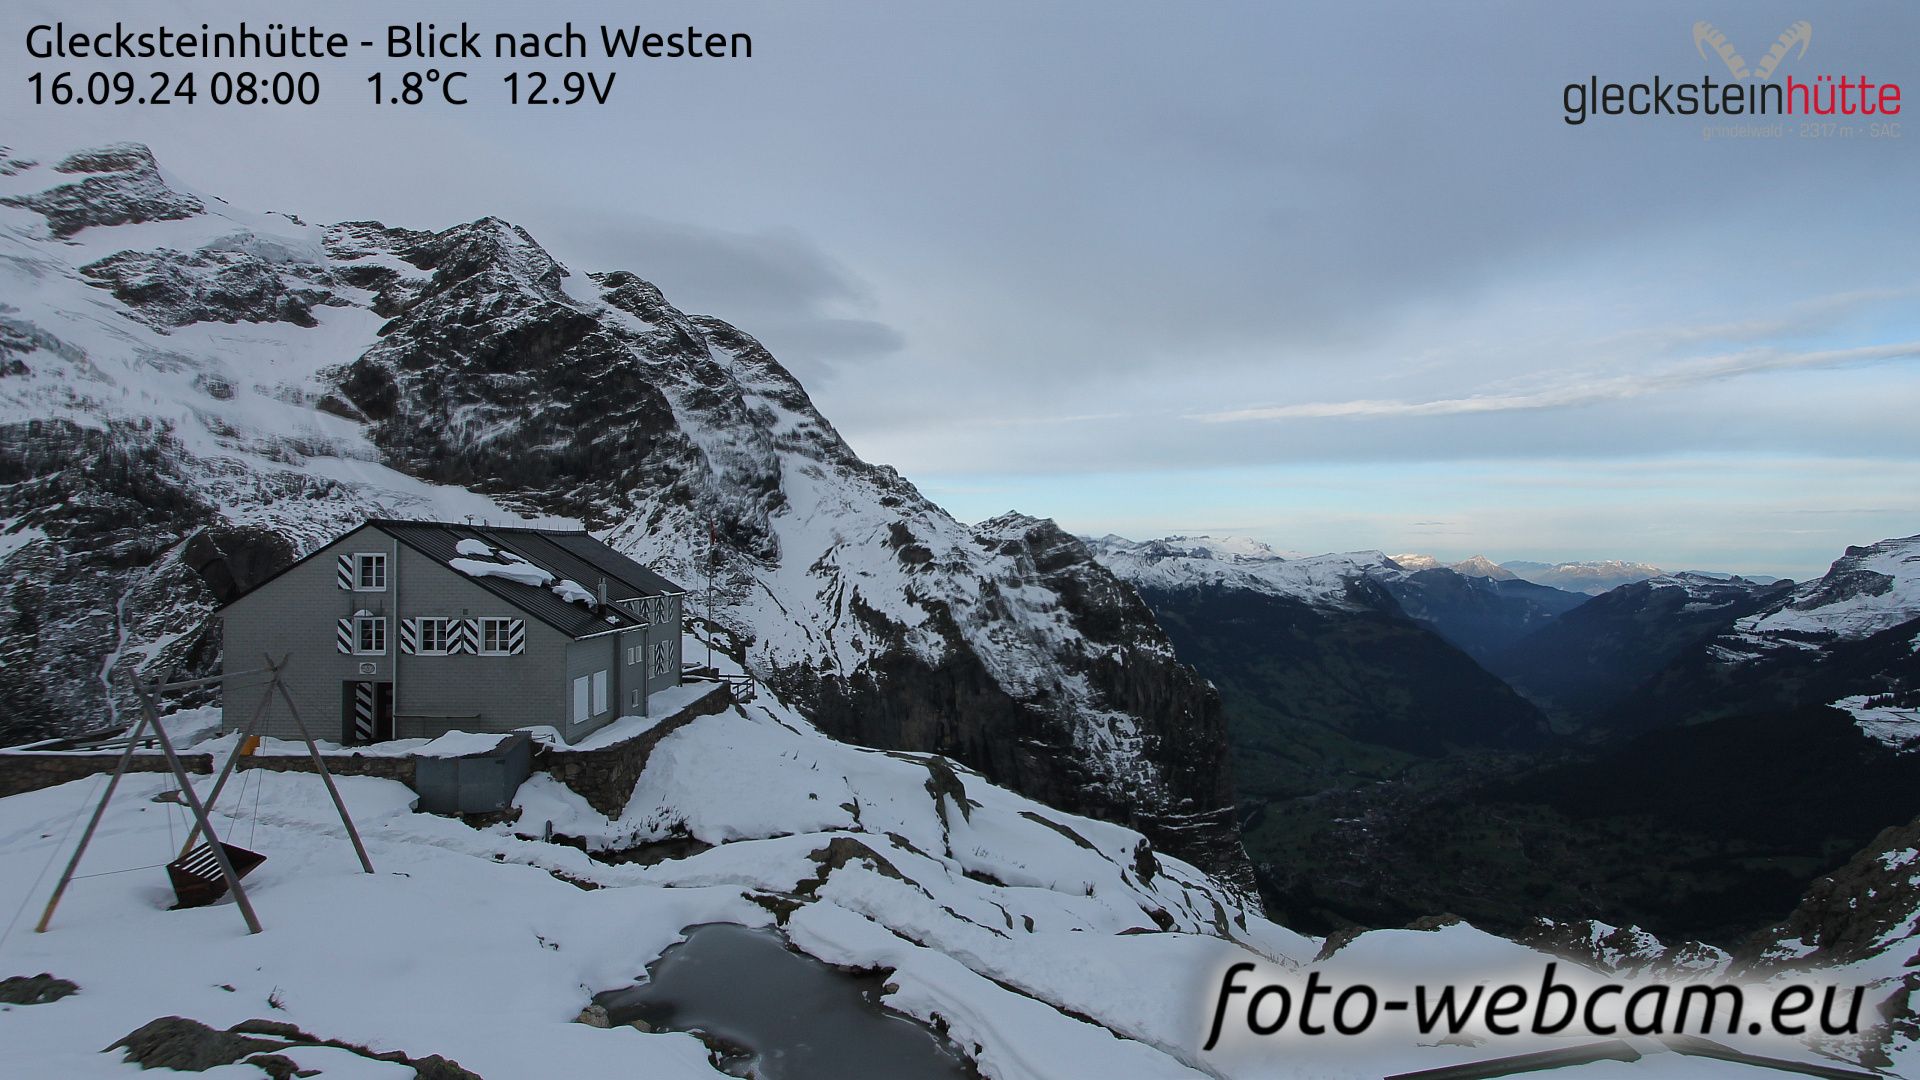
left=1187, top=342, right=1920, bottom=423
left=547, top=217, right=907, bottom=376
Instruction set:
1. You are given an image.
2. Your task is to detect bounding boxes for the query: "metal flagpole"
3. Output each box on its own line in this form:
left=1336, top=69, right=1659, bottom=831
left=706, top=520, right=715, bottom=671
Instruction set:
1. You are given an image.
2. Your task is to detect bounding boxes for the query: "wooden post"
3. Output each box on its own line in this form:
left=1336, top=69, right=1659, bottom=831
left=34, top=711, right=152, bottom=933
left=265, top=654, right=375, bottom=874
left=136, top=681, right=262, bottom=934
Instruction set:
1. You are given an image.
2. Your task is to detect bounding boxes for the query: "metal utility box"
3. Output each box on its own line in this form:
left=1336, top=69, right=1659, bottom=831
left=412, top=731, right=533, bottom=815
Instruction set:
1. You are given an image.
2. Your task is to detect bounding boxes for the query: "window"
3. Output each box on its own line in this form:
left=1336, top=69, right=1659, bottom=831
left=418, top=617, right=450, bottom=655
left=354, top=553, right=388, bottom=591
left=355, top=615, right=386, bottom=655
left=571, top=675, right=590, bottom=724
left=479, top=618, right=514, bottom=655
left=591, top=670, right=608, bottom=715
left=630, top=688, right=643, bottom=709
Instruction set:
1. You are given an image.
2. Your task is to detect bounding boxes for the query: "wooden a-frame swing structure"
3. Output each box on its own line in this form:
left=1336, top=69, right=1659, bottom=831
left=35, top=654, right=374, bottom=935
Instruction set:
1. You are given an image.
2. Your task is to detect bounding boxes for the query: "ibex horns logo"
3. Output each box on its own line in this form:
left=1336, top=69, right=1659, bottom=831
left=1692, top=20, right=1812, bottom=80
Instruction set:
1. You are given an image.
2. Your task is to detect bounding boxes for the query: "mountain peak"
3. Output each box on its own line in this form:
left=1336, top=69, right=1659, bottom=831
left=1, top=141, right=204, bottom=237
left=1391, top=553, right=1515, bottom=580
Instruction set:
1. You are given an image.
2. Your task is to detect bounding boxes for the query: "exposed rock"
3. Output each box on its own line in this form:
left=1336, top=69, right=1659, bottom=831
left=0, top=973, right=78, bottom=1004
left=573, top=1003, right=611, bottom=1028
left=107, top=1016, right=286, bottom=1072
left=1, top=144, right=203, bottom=237
left=81, top=248, right=346, bottom=330
left=109, top=1015, right=485, bottom=1078
left=1739, top=816, right=1920, bottom=970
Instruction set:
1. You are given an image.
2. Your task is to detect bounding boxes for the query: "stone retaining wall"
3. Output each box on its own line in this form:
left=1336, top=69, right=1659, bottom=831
left=0, top=684, right=734, bottom=810
left=0, top=753, right=212, bottom=800
left=535, top=685, right=733, bottom=817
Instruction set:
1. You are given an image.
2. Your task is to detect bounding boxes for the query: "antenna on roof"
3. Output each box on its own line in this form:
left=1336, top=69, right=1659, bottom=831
left=465, top=515, right=477, bottom=526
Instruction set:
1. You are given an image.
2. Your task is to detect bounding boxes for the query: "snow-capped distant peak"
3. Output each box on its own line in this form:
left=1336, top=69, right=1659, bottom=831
left=1450, top=555, right=1517, bottom=581
left=1391, top=553, right=1515, bottom=580
left=1501, top=559, right=1667, bottom=596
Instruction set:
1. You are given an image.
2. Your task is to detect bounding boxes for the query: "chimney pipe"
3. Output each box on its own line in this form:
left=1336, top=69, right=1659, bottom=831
left=597, top=577, right=608, bottom=611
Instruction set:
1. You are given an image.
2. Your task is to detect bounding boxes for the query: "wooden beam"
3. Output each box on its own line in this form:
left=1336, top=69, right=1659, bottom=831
left=34, top=713, right=153, bottom=933
left=264, top=654, right=375, bottom=874
left=135, top=681, right=262, bottom=934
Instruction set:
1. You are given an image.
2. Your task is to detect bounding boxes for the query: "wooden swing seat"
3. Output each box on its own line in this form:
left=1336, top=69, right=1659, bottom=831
left=167, top=842, right=266, bottom=909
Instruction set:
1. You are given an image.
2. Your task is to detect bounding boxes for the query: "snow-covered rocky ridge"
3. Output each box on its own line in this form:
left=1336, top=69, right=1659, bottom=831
left=1715, top=535, right=1920, bottom=662
left=0, top=685, right=1898, bottom=1078
left=0, top=143, right=1247, bottom=885
left=1084, top=535, right=1400, bottom=613
left=1390, top=552, right=1517, bottom=580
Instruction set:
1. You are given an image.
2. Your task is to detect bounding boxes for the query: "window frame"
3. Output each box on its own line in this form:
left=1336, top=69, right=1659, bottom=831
left=353, top=552, right=388, bottom=592
left=354, top=615, right=387, bottom=656
left=478, top=617, right=515, bottom=656
left=417, top=617, right=451, bottom=656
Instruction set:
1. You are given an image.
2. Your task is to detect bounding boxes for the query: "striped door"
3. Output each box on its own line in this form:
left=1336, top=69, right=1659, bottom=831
left=343, top=681, right=394, bottom=744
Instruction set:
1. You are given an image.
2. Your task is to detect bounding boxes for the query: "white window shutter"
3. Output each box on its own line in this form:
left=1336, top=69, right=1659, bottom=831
left=508, top=618, right=525, bottom=655
left=399, top=618, right=417, bottom=655
left=335, top=554, right=352, bottom=590
left=335, top=618, right=352, bottom=653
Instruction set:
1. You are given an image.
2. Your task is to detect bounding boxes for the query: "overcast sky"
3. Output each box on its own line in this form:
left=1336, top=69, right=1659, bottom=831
left=5, top=1, right=1916, bottom=577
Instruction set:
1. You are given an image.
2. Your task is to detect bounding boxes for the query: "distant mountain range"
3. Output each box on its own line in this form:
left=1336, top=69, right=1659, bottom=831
left=1089, top=529, right=1919, bottom=944
left=1393, top=552, right=1784, bottom=594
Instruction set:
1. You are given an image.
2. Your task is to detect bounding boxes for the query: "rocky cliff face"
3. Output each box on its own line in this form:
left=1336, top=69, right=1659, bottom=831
left=1738, top=815, right=1920, bottom=1070
left=0, top=143, right=1252, bottom=891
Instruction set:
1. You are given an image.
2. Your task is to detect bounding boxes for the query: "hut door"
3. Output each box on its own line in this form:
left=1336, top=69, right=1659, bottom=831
left=343, top=681, right=395, bottom=744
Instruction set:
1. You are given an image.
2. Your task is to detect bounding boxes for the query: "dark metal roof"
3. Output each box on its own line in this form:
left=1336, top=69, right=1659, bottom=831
left=372, top=520, right=684, bottom=640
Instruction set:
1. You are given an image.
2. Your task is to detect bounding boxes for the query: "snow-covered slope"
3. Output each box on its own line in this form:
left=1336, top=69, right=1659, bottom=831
left=0, top=684, right=1889, bottom=1078
left=0, top=143, right=1246, bottom=886
left=1085, top=535, right=1397, bottom=612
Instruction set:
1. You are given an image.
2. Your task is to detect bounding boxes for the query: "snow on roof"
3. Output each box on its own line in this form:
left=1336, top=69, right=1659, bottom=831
left=449, top=554, right=554, bottom=588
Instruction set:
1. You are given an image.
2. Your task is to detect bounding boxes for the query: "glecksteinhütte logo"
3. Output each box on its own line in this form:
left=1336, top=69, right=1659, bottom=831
left=1692, top=19, right=1811, bottom=81
left=1562, top=19, right=1902, bottom=126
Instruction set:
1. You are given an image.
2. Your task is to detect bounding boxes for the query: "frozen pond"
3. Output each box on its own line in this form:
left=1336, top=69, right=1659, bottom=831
left=599, top=922, right=975, bottom=1079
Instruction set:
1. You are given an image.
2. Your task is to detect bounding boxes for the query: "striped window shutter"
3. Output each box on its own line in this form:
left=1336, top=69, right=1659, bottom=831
left=336, top=554, right=352, bottom=590
left=448, top=618, right=479, bottom=655
left=506, top=618, right=526, bottom=655
left=398, top=618, right=417, bottom=655
left=335, top=617, right=352, bottom=653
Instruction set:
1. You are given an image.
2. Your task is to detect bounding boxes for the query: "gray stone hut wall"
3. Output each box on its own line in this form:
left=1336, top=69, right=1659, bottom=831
left=221, top=525, right=571, bottom=744
left=383, top=541, right=569, bottom=737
